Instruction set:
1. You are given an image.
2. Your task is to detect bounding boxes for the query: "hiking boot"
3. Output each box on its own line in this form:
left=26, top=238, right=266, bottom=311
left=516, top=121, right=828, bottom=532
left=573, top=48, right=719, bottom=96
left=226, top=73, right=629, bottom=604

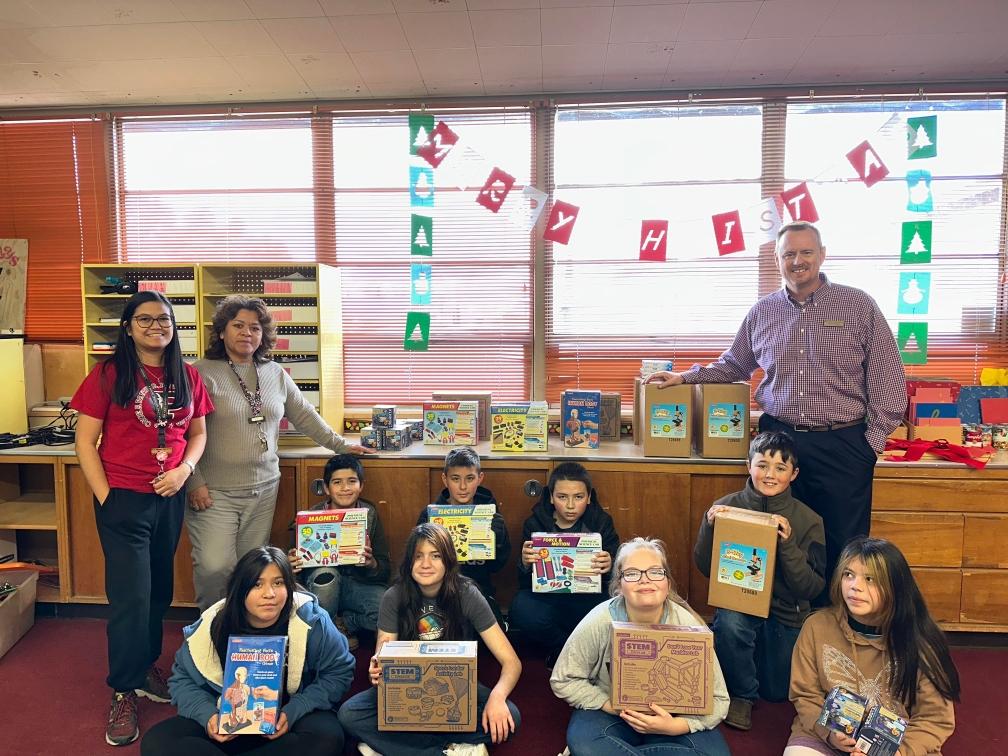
left=135, top=664, right=171, bottom=703
left=105, top=691, right=139, bottom=746
left=334, top=615, right=359, bottom=651
left=725, top=696, right=753, bottom=730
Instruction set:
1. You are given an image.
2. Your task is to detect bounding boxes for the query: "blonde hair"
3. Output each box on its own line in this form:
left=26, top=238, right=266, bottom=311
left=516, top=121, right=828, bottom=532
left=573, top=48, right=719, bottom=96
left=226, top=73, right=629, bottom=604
left=610, top=537, right=704, bottom=624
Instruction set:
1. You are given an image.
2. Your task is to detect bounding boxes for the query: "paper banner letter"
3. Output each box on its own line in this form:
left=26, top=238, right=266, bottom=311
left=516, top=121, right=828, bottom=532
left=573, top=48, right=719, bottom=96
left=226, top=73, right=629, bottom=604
left=755, top=196, right=783, bottom=243
left=404, top=311, right=431, bottom=352
left=900, top=221, right=932, bottom=264
left=416, top=120, right=459, bottom=169
left=409, top=165, right=434, bottom=207
left=411, top=263, right=432, bottom=306
left=846, top=140, right=889, bottom=188
left=409, top=112, right=435, bottom=155
left=907, top=115, right=937, bottom=160
left=639, top=220, right=668, bottom=261
left=897, top=272, right=931, bottom=315
left=780, top=182, right=819, bottom=223
left=476, top=167, right=516, bottom=213
left=411, top=214, right=433, bottom=256
left=506, top=185, right=548, bottom=233
left=906, top=169, right=933, bottom=213
left=897, top=322, right=928, bottom=365
left=712, top=210, right=745, bottom=255
left=543, top=200, right=580, bottom=245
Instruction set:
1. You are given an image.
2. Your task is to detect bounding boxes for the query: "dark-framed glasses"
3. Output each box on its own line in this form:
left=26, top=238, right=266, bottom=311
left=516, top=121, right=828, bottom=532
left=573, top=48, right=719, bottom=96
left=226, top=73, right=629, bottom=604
left=133, top=315, right=174, bottom=328
left=620, top=567, right=667, bottom=582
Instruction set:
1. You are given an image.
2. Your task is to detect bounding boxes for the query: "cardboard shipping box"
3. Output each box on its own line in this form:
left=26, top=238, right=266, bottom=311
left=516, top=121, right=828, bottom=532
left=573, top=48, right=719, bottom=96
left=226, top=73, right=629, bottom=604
left=610, top=622, right=714, bottom=716
left=639, top=382, right=692, bottom=458
left=694, top=383, right=750, bottom=459
left=0, top=569, right=38, bottom=660
left=377, top=641, right=478, bottom=732
left=432, top=391, right=492, bottom=442
left=599, top=391, right=622, bottom=441
left=707, top=508, right=778, bottom=618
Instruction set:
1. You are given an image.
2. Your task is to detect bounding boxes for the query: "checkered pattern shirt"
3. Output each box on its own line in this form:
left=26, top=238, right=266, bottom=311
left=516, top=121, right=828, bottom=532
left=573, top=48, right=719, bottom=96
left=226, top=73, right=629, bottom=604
left=681, top=275, right=907, bottom=452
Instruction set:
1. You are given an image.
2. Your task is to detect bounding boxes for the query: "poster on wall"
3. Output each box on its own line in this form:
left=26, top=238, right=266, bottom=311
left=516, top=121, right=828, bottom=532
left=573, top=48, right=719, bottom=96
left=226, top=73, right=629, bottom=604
left=0, top=239, right=28, bottom=335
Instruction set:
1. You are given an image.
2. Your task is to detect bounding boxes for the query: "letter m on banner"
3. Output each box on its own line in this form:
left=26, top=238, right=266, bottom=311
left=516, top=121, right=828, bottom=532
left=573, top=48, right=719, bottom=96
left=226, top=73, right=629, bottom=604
left=639, top=220, right=668, bottom=261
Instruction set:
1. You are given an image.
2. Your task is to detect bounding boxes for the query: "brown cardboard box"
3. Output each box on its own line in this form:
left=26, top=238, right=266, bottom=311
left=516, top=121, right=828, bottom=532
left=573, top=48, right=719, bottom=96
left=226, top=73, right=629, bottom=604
left=610, top=622, right=715, bottom=716
left=707, top=508, right=778, bottom=618
left=640, top=382, right=692, bottom=457
left=0, top=569, right=38, bottom=660
left=432, top=391, right=492, bottom=442
left=377, top=641, right=478, bottom=732
left=887, top=423, right=909, bottom=441
left=632, top=378, right=643, bottom=445
left=694, top=383, right=750, bottom=459
left=909, top=423, right=962, bottom=443
left=600, top=391, right=622, bottom=441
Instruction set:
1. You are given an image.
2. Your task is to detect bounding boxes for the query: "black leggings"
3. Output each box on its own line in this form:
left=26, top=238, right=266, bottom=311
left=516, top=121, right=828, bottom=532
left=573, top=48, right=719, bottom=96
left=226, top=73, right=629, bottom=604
left=140, top=711, right=344, bottom=756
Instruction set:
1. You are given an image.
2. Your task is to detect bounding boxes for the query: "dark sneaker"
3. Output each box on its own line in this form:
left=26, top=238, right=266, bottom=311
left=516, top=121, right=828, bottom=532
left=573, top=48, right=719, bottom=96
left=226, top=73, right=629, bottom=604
left=105, top=691, right=139, bottom=746
left=334, top=615, right=360, bottom=652
left=135, top=664, right=171, bottom=703
left=725, top=696, right=753, bottom=731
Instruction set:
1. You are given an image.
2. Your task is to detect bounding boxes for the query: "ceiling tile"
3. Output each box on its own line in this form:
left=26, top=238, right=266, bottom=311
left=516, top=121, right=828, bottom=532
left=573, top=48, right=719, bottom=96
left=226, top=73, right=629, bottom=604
left=662, top=68, right=725, bottom=88
left=26, top=0, right=185, bottom=25
left=542, top=43, right=605, bottom=77
left=0, top=0, right=52, bottom=29
left=668, top=39, right=740, bottom=70
left=169, top=0, right=256, bottom=22
left=609, top=4, right=686, bottom=44
left=541, top=6, right=613, bottom=45
left=426, top=79, right=484, bottom=95
left=541, top=0, right=612, bottom=7
left=26, top=23, right=218, bottom=61
left=66, top=57, right=242, bottom=91
left=227, top=53, right=308, bottom=88
left=602, top=72, right=666, bottom=90
left=414, top=47, right=480, bottom=83
left=0, top=29, right=51, bottom=63
left=330, top=13, right=407, bottom=52
left=262, top=17, right=345, bottom=52
left=722, top=68, right=790, bottom=86
left=470, top=9, right=540, bottom=47
left=0, top=62, right=77, bottom=93
left=287, top=50, right=365, bottom=93
left=467, top=0, right=539, bottom=8
left=679, top=1, right=760, bottom=41
left=541, top=74, right=604, bottom=91
left=400, top=11, right=474, bottom=50
left=816, top=0, right=904, bottom=36
left=350, top=48, right=422, bottom=83
left=195, top=20, right=280, bottom=56
left=317, top=0, right=394, bottom=13
left=478, top=45, right=542, bottom=82
left=605, top=42, right=672, bottom=76
left=893, top=0, right=1008, bottom=35
left=484, top=77, right=542, bottom=94
left=392, top=0, right=466, bottom=11
left=613, top=0, right=685, bottom=4
left=747, top=0, right=837, bottom=39
left=729, top=36, right=806, bottom=73
left=244, top=0, right=325, bottom=18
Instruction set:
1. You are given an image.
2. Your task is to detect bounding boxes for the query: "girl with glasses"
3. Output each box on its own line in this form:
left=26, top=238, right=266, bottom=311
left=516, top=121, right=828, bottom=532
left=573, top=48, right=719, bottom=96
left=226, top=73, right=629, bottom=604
left=550, top=537, right=730, bottom=756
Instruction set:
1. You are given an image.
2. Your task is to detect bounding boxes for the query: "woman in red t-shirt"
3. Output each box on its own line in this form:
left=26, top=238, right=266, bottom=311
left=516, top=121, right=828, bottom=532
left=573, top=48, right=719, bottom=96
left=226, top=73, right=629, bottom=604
left=71, top=290, right=214, bottom=748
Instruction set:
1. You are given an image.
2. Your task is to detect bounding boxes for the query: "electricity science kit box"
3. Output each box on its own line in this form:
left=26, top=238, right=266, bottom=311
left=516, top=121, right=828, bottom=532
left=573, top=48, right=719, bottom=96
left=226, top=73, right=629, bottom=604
left=694, top=383, right=750, bottom=459
left=639, top=382, right=692, bottom=457
left=561, top=390, right=602, bottom=449
left=490, top=402, right=548, bottom=452
left=377, top=641, right=478, bottom=732
left=294, top=507, right=368, bottom=568
left=707, top=508, right=778, bottom=618
left=610, top=622, right=714, bottom=716
left=427, top=503, right=496, bottom=562
left=423, top=401, right=479, bottom=446
left=530, top=532, right=602, bottom=593
left=218, top=635, right=287, bottom=736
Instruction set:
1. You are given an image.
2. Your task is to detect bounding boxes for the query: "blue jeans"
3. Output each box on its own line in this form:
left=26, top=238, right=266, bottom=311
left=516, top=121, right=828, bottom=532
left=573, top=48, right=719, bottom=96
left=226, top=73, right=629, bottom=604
left=508, top=589, right=608, bottom=654
left=337, top=683, right=520, bottom=756
left=566, top=708, right=731, bottom=756
left=711, top=609, right=800, bottom=703
left=300, top=567, right=385, bottom=634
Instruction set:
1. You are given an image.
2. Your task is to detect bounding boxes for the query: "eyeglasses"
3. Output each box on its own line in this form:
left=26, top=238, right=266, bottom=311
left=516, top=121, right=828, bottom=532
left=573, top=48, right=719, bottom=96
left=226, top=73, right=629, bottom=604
left=620, top=567, right=667, bottom=582
left=132, top=315, right=174, bottom=328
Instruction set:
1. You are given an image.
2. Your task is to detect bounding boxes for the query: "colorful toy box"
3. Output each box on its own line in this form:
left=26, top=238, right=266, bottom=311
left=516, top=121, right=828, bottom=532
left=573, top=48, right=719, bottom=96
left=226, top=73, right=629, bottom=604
left=561, top=390, right=602, bottom=449
left=381, top=423, right=412, bottom=451
left=431, top=391, right=493, bottom=441
left=706, top=508, right=779, bottom=618
left=377, top=641, right=478, bottom=732
left=294, top=507, right=368, bottom=567
left=372, top=405, right=396, bottom=429
left=361, top=425, right=382, bottom=450
left=423, top=401, right=479, bottom=446
left=639, top=382, right=692, bottom=457
left=855, top=703, right=907, bottom=756
left=530, top=532, right=602, bottom=593
left=427, top=503, right=497, bottom=562
left=817, top=686, right=869, bottom=739
left=490, top=401, right=548, bottom=452
left=218, top=635, right=287, bottom=735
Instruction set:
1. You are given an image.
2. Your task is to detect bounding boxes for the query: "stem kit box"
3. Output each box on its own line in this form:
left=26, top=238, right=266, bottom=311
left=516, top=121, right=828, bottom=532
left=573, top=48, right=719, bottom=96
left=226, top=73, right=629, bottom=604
left=561, top=390, right=602, bottom=449
left=377, top=641, right=478, bottom=732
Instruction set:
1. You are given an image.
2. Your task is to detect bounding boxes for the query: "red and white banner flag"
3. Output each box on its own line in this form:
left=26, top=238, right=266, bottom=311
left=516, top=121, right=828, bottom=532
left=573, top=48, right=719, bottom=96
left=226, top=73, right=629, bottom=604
left=845, top=140, right=889, bottom=188
left=780, top=182, right=819, bottom=223
left=711, top=210, right=745, bottom=255
left=543, top=201, right=579, bottom=245
left=639, top=220, right=668, bottom=261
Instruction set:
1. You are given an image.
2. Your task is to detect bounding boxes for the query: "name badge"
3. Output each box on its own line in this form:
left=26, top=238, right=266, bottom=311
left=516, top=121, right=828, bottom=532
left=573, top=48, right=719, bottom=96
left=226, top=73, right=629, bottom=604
left=823, top=319, right=845, bottom=327
left=249, top=415, right=265, bottom=424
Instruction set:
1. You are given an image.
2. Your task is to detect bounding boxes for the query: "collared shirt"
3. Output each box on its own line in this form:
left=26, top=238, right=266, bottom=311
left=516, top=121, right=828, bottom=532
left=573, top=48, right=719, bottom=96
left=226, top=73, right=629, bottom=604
left=681, top=275, right=907, bottom=452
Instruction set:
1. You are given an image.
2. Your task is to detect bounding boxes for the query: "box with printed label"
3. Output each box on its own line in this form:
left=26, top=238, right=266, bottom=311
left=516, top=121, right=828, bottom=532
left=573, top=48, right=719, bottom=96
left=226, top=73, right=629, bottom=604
left=817, top=686, right=869, bottom=739
left=490, top=402, right=548, bottom=452
left=218, top=635, right=287, bottom=736
left=639, top=383, right=692, bottom=457
left=530, top=532, right=602, bottom=593
left=268, top=305, right=318, bottom=322
left=707, top=508, right=778, bottom=618
left=408, top=419, right=424, bottom=441
left=262, top=278, right=317, bottom=296
left=178, top=331, right=199, bottom=353
left=294, top=507, right=368, bottom=568
left=172, top=304, right=197, bottom=323
left=694, top=383, right=750, bottom=459
left=600, top=391, right=622, bottom=441
left=278, top=359, right=320, bottom=381
left=423, top=401, right=479, bottom=446
left=372, top=405, right=396, bottom=429
left=610, top=622, right=714, bottom=716
left=561, top=390, right=602, bottom=449
left=432, top=391, right=492, bottom=442
left=377, top=641, right=478, bottom=732
left=855, top=703, right=907, bottom=756
left=427, top=503, right=496, bottom=562
left=360, top=425, right=382, bottom=451
left=380, top=424, right=412, bottom=451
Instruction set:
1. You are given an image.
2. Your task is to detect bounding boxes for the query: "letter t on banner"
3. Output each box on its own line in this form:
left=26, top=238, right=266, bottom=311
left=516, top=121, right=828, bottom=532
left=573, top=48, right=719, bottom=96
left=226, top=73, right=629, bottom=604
left=711, top=210, right=745, bottom=255
left=543, top=200, right=580, bottom=245
left=846, top=140, right=889, bottom=188
left=780, top=182, right=819, bottom=223
left=639, top=220, right=668, bottom=261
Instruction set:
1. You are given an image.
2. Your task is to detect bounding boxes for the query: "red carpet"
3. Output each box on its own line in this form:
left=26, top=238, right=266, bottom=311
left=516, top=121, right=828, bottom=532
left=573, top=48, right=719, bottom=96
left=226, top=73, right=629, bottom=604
left=0, top=617, right=1002, bottom=755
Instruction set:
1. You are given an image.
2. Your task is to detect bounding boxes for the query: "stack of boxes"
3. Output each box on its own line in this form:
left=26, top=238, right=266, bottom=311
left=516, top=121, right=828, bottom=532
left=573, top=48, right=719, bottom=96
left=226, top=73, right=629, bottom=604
left=362, top=405, right=417, bottom=451
left=905, top=380, right=961, bottom=442
left=636, top=377, right=750, bottom=459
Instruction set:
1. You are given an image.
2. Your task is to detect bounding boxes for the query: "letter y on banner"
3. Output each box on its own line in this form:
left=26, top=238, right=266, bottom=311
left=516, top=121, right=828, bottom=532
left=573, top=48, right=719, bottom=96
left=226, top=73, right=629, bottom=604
left=543, top=200, right=579, bottom=245
left=711, top=210, right=745, bottom=255
left=639, top=220, right=668, bottom=261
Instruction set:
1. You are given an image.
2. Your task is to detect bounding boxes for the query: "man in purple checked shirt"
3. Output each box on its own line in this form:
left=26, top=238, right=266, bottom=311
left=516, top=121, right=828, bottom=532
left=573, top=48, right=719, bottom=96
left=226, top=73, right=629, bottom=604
left=649, top=221, right=906, bottom=604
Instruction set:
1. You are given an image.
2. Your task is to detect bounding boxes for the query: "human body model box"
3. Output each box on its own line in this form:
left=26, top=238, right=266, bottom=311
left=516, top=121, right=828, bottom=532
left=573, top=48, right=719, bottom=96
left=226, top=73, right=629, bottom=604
left=218, top=636, right=288, bottom=735
left=423, top=401, right=479, bottom=446
left=377, top=641, right=478, bottom=732
left=706, top=508, right=778, bottom=618
left=427, top=503, right=496, bottom=562
left=561, top=390, right=602, bottom=449
left=530, top=532, right=602, bottom=593
left=294, top=507, right=368, bottom=567
left=490, top=401, right=548, bottom=451
left=610, top=622, right=714, bottom=716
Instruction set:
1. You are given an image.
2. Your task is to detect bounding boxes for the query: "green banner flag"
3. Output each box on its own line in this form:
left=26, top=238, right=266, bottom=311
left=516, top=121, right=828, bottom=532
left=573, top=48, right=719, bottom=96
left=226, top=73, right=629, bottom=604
left=900, top=220, right=932, bottom=264
left=409, top=112, right=435, bottom=156
left=907, top=115, right=937, bottom=160
left=411, top=213, right=433, bottom=256
left=897, top=322, right=928, bottom=365
left=404, top=311, right=430, bottom=351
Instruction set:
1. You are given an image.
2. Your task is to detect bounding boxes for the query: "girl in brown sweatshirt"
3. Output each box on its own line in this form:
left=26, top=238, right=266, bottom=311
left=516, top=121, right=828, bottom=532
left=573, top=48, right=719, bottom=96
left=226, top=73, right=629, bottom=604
left=786, top=537, right=960, bottom=756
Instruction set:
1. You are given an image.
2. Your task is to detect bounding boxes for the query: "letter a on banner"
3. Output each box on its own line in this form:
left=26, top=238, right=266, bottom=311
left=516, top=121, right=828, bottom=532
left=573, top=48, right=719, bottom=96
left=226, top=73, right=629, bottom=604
left=476, top=167, right=516, bottom=213
left=639, top=220, right=668, bottom=261
left=712, top=210, right=745, bottom=255
left=780, top=182, right=819, bottom=223
left=846, top=140, right=889, bottom=188
left=543, top=200, right=580, bottom=245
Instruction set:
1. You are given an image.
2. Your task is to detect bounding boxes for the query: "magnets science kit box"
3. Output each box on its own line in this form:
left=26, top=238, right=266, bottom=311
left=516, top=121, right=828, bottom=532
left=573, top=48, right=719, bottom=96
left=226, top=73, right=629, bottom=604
left=423, top=401, right=479, bottom=446
left=427, top=503, right=496, bottom=562
left=377, top=641, right=478, bottom=732
left=490, top=402, right=548, bottom=452
left=706, top=508, right=778, bottom=618
left=530, top=532, right=602, bottom=593
left=561, top=390, right=602, bottom=449
left=294, top=507, right=368, bottom=567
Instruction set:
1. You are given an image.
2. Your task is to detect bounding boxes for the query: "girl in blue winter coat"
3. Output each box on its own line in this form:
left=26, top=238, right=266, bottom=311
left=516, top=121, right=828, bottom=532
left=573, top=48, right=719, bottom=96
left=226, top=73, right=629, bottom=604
left=141, top=546, right=356, bottom=755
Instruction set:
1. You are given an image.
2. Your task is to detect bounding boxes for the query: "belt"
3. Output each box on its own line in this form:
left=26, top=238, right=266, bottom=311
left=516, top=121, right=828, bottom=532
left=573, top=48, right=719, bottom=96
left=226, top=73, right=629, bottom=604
left=768, top=416, right=865, bottom=433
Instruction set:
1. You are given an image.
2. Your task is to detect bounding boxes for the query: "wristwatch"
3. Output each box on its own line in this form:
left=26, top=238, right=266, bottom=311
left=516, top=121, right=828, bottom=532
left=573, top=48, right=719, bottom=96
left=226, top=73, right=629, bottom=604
left=182, top=460, right=196, bottom=475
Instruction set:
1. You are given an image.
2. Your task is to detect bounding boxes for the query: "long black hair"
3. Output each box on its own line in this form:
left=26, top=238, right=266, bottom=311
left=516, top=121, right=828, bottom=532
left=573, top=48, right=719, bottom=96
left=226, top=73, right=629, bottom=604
left=103, top=291, right=191, bottom=409
left=393, top=523, right=472, bottom=641
left=831, top=537, right=961, bottom=708
left=210, top=546, right=296, bottom=666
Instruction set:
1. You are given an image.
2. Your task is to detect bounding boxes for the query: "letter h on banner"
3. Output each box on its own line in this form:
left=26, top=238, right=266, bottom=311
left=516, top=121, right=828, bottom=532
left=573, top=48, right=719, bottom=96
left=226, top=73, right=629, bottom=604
left=639, top=220, right=668, bottom=261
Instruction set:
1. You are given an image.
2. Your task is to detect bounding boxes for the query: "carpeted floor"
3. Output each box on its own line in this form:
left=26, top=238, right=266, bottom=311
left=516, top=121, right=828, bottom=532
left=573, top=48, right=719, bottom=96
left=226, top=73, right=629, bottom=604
left=0, top=617, right=1003, bottom=755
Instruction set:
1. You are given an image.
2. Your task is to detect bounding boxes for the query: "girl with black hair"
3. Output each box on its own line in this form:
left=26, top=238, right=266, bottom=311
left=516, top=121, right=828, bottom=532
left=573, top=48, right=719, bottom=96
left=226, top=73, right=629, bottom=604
left=786, top=536, right=959, bottom=755
left=72, top=290, right=214, bottom=747
left=338, top=523, right=522, bottom=756
left=141, top=546, right=355, bottom=756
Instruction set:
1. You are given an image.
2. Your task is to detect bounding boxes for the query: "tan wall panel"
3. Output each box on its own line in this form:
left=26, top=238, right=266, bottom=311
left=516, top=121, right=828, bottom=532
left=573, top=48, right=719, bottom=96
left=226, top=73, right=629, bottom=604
left=873, top=478, right=1008, bottom=513
left=869, top=513, right=963, bottom=567
left=912, top=568, right=962, bottom=624
left=963, top=515, right=1008, bottom=568
left=961, top=570, right=1008, bottom=625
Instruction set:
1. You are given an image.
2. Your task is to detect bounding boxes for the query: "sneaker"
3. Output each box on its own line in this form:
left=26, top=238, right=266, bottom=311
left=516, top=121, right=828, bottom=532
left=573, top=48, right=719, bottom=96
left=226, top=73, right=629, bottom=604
left=335, top=615, right=360, bottom=652
left=357, top=744, right=383, bottom=756
left=135, top=664, right=171, bottom=703
left=444, top=745, right=489, bottom=756
left=558, top=748, right=571, bottom=756
left=724, top=696, right=753, bottom=731
left=105, top=691, right=139, bottom=746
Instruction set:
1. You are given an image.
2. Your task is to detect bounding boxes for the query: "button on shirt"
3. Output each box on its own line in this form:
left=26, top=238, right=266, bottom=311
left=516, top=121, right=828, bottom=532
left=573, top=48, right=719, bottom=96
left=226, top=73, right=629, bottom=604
left=681, top=275, right=907, bottom=452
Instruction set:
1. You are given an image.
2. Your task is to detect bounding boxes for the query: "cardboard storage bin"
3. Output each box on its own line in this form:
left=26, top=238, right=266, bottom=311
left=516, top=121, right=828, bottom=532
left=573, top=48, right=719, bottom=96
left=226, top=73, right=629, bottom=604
left=0, top=569, right=38, bottom=660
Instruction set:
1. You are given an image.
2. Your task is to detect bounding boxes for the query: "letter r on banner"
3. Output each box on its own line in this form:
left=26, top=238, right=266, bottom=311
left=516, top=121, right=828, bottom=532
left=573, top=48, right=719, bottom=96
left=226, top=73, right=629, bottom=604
left=845, top=140, right=889, bottom=188
left=543, top=200, right=580, bottom=245
left=639, top=220, right=668, bottom=261
left=712, top=210, right=745, bottom=255
left=780, top=181, right=819, bottom=223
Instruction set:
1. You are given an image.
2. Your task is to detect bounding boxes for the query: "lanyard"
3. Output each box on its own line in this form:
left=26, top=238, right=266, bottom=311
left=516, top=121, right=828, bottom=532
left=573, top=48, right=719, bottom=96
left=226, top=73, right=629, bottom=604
left=137, top=365, right=171, bottom=449
left=228, top=359, right=269, bottom=451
